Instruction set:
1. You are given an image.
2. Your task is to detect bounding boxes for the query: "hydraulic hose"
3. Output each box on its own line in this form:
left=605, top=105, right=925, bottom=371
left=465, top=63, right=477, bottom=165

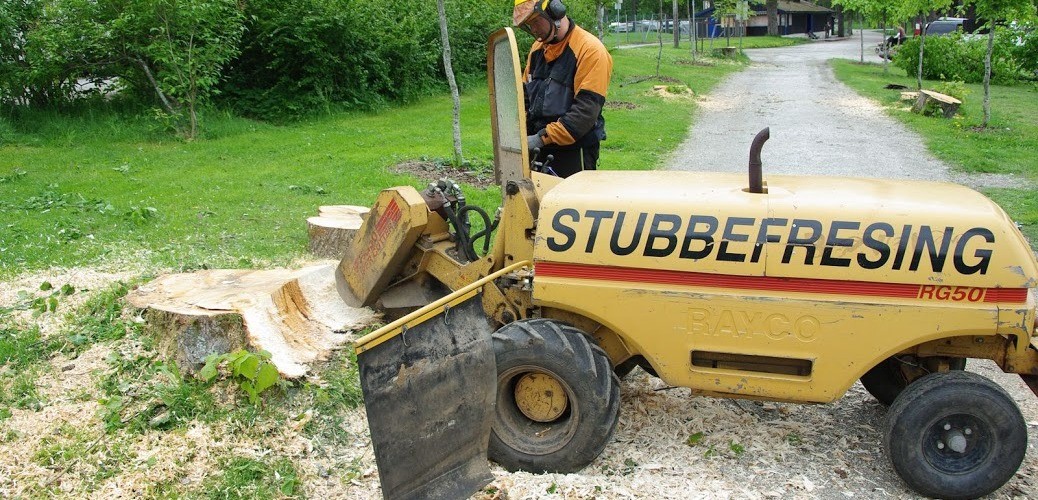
left=442, top=204, right=479, bottom=262
left=459, top=205, right=497, bottom=258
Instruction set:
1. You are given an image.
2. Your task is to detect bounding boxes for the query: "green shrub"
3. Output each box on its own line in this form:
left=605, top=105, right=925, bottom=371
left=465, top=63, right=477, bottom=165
left=1007, top=23, right=1038, bottom=78
left=933, top=80, right=970, bottom=101
left=893, top=31, right=1026, bottom=85
left=1, top=0, right=245, bottom=120
left=218, top=0, right=510, bottom=119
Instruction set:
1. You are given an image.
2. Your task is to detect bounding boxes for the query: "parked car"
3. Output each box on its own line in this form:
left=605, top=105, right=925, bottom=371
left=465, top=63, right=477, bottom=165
left=609, top=21, right=634, bottom=33
left=662, top=20, right=691, bottom=34
left=925, top=17, right=967, bottom=36
left=636, top=20, right=660, bottom=31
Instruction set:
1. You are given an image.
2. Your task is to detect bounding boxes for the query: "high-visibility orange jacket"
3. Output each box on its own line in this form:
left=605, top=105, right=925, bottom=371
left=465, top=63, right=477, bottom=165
left=523, top=23, right=613, bottom=148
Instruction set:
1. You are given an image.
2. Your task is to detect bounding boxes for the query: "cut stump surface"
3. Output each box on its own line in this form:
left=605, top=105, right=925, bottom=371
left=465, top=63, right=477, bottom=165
left=127, top=262, right=379, bottom=378
left=912, top=89, right=961, bottom=118
left=307, top=205, right=368, bottom=259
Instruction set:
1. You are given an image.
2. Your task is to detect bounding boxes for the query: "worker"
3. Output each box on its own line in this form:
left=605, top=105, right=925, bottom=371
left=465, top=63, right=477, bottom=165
left=512, top=0, right=613, bottom=178
left=887, top=26, right=907, bottom=46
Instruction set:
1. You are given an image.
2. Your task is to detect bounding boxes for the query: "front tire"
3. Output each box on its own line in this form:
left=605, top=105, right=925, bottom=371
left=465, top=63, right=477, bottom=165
left=488, top=319, right=620, bottom=473
left=884, top=371, right=1027, bottom=499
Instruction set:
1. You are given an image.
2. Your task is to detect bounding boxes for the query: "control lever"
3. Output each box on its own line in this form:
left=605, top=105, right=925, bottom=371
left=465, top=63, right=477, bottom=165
left=531, top=151, right=558, bottom=177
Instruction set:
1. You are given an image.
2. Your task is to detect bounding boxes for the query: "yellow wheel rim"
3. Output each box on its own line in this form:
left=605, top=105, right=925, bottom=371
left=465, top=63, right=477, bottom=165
left=514, top=372, right=568, bottom=422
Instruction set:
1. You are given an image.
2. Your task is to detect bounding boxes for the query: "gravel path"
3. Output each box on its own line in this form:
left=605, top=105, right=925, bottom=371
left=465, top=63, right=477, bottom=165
left=664, top=30, right=1028, bottom=190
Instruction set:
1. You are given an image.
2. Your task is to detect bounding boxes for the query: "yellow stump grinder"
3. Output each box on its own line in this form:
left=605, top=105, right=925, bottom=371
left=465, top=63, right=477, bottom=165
left=340, top=29, right=1038, bottom=500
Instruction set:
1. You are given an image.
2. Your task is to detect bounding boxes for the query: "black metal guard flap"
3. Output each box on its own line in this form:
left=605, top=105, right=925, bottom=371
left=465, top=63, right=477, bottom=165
left=358, top=295, right=496, bottom=499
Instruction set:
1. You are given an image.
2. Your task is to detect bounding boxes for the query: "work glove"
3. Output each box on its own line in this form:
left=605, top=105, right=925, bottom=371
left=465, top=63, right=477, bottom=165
left=526, top=132, right=544, bottom=151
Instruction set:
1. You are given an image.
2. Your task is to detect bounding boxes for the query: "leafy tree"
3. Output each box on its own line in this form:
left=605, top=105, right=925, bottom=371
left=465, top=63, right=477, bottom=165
left=1, top=0, right=244, bottom=138
left=833, top=0, right=890, bottom=63
left=714, top=0, right=737, bottom=46
left=219, top=0, right=508, bottom=120
left=0, top=1, right=38, bottom=106
left=897, top=0, right=956, bottom=89
left=892, top=32, right=1023, bottom=83
left=966, top=0, right=1037, bottom=127
left=141, top=0, right=245, bottom=138
left=1, top=0, right=97, bottom=108
left=871, top=2, right=902, bottom=73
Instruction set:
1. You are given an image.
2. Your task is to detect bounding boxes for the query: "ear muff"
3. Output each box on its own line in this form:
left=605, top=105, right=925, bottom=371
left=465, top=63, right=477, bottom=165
left=543, top=0, right=566, bottom=21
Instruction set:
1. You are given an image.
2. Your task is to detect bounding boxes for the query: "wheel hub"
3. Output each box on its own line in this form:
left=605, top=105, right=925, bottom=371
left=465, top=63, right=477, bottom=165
left=937, top=422, right=972, bottom=454
left=514, top=372, right=568, bottom=422
left=925, top=415, right=989, bottom=474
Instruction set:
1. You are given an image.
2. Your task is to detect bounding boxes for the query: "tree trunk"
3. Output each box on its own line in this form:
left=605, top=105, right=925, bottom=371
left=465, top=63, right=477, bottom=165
left=436, top=0, right=463, bottom=166
left=598, top=2, right=605, bottom=40
left=767, top=0, right=778, bottom=36
left=689, top=2, right=697, bottom=60
left=882, top=14, right=889, bottom=74
left=983, top=28, right=993, bottom=127
left=187, top=73, right=198, bottom=140
left=859, top=13, right=864, bottom=64
left=739, top=17, right=744, bottom=50
left=136, top=56, right=177, bottom=116
left=836, top=7, right=845, bottom=38
left=726, top=15, right=731, bottom=46
left=656, top=2, right=664, bottom=77
left=188, top=99, right=197, bottom=140
left=673, top=0, right=680, bottom=48
left=917, top=20, right=926, bottom=90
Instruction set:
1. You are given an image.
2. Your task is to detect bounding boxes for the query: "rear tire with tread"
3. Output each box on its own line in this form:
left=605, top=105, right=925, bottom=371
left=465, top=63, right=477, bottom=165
left=884, top=370, right=1026, bottom=499
left=488, top=319, right=620, bottom=473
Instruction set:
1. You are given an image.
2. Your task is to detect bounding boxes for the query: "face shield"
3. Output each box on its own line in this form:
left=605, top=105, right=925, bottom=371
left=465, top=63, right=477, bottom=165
left=513, top=1, right=555, bottom=42
left=512, top=0, right=536, bottom=26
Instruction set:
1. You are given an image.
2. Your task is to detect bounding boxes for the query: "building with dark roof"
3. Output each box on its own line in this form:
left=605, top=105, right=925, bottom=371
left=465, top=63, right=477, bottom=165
left=697, top=1, right=834, bottom=38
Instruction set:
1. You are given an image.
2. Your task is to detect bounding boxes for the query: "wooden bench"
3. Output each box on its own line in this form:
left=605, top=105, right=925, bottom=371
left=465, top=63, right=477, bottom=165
left=912, top=89, right=962, bottom=118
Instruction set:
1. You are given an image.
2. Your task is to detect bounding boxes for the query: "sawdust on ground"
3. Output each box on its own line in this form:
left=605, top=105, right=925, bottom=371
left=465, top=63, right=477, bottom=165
left=2, top=264, right=1037, bottom=498
left=0, top=268, right=138, bottom=337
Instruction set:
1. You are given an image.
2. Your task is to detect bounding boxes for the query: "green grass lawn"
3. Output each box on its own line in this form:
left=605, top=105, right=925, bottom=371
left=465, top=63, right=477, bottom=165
left=831, top=59, right=1038, bottom=246
left=0, top=43, right=753, bottom=497
left=0, top=44, right=745, bottom=277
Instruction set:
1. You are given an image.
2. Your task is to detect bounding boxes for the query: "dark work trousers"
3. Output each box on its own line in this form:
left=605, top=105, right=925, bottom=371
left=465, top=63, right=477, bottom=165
left=534, top=144, right=600, bottom=178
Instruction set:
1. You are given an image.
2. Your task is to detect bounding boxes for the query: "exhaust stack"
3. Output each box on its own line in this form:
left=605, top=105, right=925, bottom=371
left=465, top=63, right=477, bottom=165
left=748, top=127, right=770, bottom=194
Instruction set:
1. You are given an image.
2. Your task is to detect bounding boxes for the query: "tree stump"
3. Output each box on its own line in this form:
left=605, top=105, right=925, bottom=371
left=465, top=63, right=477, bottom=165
left=720, top=47, right=738, bottom=58
left=307, top=205, right=368, bottom=259
left=127, top=263, right=379, bottom=378
left=912, top=90, right=962, bottom=118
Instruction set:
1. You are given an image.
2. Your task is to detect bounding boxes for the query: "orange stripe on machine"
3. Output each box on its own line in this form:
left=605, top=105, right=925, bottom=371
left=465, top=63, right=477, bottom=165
left=534, top=262, right=1029, bottom=304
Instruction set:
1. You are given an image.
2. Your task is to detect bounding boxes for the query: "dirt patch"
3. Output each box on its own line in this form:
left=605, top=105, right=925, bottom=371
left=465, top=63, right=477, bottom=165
left=651, top=85, right=695, bottom=100
left=621, top=75, right=685, bottom=87
left=391, top=160, right=495, bottom=190
left=675, top=59, right=716, bottom=67
left=605, top=101, right=639, bottom=110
